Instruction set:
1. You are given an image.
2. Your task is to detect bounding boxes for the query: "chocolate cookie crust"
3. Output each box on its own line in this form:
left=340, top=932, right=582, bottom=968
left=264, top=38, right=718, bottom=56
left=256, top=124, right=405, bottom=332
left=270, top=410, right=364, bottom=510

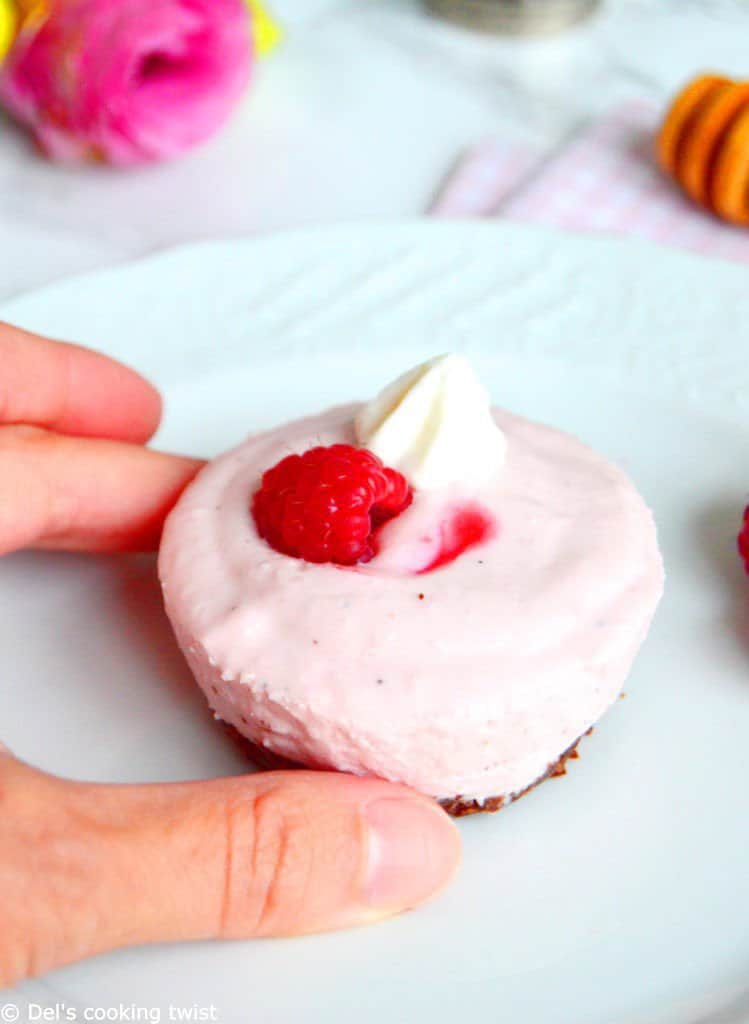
left=439, top=730, right=592, bottom=816
left=223, top=723, right=593, bottom=817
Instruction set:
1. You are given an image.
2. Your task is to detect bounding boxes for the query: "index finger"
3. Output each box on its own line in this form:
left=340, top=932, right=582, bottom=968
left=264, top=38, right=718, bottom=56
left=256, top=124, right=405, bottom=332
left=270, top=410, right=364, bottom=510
left=0, top=322, right=163, bottom=443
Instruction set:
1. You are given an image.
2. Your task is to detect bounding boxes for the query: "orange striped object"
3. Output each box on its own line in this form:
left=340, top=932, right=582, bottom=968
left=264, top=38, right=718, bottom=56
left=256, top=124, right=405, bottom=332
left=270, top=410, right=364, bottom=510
left=657, top=72, right=749, bottom=228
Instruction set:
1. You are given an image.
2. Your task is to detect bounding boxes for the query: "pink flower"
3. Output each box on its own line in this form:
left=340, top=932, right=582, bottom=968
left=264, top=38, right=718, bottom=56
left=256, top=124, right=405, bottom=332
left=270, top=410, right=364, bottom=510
left=0, top=0, right=253, bottom=165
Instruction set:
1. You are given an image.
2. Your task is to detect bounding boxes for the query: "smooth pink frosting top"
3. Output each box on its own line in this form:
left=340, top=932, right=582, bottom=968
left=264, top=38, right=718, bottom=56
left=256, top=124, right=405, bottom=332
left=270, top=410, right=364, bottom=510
left=159, top=404, right=663, bottom=802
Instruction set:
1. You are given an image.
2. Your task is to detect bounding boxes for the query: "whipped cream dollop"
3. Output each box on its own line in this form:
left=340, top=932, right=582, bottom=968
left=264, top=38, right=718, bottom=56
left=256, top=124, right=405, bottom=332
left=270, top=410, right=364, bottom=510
left=354, top=354, right=507, bottom=490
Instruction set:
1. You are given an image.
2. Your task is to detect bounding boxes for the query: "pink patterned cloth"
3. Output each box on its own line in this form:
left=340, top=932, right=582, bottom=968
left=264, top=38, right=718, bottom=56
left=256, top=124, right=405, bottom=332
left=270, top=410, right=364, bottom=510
left=431, top=101, right=749, bottom=264
left=431, top=138, right=539, bottom=217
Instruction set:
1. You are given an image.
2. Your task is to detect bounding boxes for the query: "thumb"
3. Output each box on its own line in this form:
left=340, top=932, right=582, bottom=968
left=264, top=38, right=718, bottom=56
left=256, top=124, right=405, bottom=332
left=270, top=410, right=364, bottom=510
left=2, top=760, right=461, bottom=982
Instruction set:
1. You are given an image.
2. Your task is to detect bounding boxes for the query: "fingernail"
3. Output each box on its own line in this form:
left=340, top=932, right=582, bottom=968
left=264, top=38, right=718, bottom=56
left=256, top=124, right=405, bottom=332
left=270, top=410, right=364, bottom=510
left=364, top=797, right=461, bottom=910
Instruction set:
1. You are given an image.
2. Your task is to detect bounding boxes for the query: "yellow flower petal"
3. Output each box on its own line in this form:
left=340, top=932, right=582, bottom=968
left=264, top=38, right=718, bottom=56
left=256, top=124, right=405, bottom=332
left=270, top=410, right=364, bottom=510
left=246, top=0, right=282, bottom=56
left=0, top=0, right=18, bottom=62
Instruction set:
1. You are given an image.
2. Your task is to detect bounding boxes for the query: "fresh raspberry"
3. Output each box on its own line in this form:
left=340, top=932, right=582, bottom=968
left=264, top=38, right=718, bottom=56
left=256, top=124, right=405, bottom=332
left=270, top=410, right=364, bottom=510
left=739, top=506, right=749, bottom=574
left=252, top=444, right=412, bottom=565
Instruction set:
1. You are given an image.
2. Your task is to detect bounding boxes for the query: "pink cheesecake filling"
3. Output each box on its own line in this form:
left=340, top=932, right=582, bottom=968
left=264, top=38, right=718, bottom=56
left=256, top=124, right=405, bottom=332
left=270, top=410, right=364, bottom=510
left=159, top=403, right=664, bottom=803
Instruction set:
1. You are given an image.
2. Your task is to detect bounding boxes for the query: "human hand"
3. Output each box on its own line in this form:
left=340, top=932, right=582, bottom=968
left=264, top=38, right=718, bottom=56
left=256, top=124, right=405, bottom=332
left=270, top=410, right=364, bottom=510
left=0, top=324, right=461, bottom=987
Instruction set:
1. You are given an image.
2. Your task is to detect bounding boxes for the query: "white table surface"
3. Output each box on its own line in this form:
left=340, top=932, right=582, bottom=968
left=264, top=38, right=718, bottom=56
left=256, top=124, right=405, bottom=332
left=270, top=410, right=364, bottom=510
left=1, top=0, right=748, bottom=306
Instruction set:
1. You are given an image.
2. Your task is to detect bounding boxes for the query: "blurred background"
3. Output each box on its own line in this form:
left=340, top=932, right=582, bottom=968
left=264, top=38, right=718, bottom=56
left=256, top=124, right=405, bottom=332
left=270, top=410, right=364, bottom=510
left=1, top=0, right=747, bottom=303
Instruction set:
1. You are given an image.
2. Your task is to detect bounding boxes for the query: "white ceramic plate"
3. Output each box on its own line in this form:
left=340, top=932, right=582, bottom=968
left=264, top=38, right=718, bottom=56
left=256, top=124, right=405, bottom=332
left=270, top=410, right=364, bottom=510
left=2, top=222, right=749, bottom=1024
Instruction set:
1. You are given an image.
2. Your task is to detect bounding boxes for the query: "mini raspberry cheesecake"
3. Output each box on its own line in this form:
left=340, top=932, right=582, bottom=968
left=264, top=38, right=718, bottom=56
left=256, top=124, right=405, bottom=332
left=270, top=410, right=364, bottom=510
left=159, top=355, right=664, bottom=814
